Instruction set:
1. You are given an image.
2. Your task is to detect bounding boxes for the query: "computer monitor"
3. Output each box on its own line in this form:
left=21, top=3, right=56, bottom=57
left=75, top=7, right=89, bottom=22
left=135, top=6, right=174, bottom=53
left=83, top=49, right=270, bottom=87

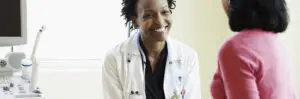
left=0, top=0, right=27, bottom=46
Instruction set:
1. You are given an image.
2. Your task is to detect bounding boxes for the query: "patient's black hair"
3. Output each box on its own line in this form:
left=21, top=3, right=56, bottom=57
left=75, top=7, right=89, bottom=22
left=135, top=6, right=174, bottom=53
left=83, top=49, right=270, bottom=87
left=121, top=0, right=176, bottom=31
left=228, top=0, right=289, bottom=33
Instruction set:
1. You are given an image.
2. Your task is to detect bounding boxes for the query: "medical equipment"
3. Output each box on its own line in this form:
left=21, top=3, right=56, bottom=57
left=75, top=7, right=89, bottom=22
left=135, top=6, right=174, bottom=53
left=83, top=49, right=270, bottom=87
left=0, top=26, right=45, bottom=99
left=0, top=1, right=44, bottom=98
left=0, top=0, right=27, bottom=46
left=30, top=26, right=45, bottom=92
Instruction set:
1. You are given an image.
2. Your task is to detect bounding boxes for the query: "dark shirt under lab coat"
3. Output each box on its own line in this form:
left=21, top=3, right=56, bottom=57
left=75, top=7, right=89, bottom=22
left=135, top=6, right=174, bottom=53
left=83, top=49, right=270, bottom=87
left=138, top=35, right=168, bottom=99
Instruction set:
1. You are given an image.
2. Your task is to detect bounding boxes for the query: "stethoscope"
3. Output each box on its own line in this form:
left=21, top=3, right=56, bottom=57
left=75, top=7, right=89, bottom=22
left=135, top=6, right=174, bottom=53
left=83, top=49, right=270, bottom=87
left=126, top=36, right=157, bottom=98
left=126, top=37, right=186, bottom=99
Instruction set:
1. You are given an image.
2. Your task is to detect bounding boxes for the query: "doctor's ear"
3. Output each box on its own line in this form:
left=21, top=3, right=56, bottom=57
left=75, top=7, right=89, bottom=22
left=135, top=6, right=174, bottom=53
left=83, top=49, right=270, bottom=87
left=131, top=16, right=139, bottom=29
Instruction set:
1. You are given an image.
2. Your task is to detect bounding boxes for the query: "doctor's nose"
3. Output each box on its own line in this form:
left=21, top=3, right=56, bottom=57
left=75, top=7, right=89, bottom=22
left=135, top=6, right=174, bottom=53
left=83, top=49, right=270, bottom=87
left=153, top=14, right=167, bottom=28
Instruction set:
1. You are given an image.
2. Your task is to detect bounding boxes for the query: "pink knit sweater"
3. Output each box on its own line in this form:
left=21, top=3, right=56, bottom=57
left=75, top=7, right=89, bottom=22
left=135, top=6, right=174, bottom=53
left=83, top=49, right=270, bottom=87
left=210, top=29, right=297, bottom=99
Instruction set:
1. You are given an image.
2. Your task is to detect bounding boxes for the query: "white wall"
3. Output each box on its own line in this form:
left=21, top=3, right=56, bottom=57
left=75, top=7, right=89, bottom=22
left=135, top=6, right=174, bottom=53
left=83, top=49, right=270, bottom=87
left=284, top=0, right=300, bottom=96
left=37, top=61, right=103, bottom=99
left=170, top=0, right=230, bottom=99
left=38, top=68, right=102, bottom=99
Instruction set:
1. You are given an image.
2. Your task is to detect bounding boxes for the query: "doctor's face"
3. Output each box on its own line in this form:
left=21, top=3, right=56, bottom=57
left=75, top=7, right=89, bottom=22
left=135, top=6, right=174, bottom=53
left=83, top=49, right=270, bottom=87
left=134, top=0, right=172, bottom=42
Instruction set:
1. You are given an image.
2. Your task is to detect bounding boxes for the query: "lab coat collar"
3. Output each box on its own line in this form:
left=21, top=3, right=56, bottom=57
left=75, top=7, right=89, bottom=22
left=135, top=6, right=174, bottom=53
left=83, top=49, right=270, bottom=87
left=122, top=30, right=179, bottom=61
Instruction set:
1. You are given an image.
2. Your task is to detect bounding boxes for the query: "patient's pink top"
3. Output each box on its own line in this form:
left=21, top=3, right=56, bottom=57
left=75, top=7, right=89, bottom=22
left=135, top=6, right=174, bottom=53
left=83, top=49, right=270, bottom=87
left=210, top=29, right=297, bottom=99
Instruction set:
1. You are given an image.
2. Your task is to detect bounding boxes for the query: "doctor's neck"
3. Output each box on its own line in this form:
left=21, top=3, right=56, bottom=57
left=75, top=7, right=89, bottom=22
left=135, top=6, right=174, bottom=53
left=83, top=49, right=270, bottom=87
left=141, top=36, right=166, bottom=58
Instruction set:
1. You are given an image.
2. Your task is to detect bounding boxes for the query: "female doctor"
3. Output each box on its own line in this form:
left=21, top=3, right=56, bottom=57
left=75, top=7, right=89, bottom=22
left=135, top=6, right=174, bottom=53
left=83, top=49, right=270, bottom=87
left=102, top=0, right=201, bottom=98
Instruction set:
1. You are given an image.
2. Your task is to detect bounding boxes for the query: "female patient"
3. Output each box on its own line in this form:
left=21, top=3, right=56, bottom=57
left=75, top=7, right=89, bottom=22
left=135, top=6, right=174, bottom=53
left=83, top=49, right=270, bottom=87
left=210, top=0, right=297, bottom=98
left=102, top=0, right=201, bottom=98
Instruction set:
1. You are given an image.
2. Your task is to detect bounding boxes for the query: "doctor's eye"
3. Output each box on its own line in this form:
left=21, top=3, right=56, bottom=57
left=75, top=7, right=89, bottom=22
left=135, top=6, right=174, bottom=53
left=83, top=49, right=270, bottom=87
left=143, top=13, right=152, bottom=19
left=162, top=10, right=170, bottom=15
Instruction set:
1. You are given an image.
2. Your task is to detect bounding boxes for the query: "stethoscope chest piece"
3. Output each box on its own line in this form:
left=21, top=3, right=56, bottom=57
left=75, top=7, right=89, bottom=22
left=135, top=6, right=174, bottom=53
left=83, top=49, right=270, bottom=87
left=171, top=92, right=182, bottom=99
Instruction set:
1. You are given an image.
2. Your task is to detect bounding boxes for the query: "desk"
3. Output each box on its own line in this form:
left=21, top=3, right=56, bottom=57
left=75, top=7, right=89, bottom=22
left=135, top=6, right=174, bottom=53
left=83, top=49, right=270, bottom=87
left=0, top=93, right=44, bottom=99
left=0, top=76, right=44, bottom=99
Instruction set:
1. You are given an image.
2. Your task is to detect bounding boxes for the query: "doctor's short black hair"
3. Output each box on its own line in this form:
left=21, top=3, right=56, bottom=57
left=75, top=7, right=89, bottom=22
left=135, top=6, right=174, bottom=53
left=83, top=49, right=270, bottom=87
left=121, top=0, right=176, bottom=31
left=228, top=0, right=289, bottom=33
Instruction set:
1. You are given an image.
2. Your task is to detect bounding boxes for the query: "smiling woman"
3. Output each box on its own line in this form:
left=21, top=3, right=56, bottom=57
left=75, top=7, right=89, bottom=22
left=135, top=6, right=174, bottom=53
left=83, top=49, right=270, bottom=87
left=102, top=0, right=201, bottom=99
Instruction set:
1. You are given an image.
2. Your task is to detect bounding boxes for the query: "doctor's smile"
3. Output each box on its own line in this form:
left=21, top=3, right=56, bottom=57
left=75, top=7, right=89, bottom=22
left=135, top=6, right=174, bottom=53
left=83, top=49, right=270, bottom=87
left=149, top=26, right=168, bottom=34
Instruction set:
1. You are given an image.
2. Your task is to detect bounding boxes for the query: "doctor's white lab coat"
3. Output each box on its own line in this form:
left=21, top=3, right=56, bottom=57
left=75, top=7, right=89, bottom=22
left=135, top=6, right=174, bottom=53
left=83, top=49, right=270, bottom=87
left=102, top=33, right=201, bottom=99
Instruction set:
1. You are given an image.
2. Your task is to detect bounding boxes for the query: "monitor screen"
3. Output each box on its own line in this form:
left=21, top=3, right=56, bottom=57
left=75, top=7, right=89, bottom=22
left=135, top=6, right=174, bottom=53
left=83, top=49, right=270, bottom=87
left=0, top=0, right=26, bottom=46
left=0, top=0, right=21, bottom=37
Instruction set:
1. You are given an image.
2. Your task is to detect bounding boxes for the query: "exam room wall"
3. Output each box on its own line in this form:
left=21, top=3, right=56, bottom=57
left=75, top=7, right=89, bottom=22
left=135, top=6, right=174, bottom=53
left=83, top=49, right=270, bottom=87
left=169, top=0, right=300, bottom=99
left=169, top=0, right=230, bottom=99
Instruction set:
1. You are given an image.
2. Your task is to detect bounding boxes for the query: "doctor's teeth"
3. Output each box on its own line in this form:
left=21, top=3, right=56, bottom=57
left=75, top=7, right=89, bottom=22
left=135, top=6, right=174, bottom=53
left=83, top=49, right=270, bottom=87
left=154, top=28, right=166, bottom=32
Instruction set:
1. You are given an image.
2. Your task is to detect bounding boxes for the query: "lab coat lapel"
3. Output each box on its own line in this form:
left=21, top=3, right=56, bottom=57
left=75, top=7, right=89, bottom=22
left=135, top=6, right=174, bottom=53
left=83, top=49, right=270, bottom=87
left=124, top=32, right=146, bottom=98
left=164, top=38, right=184, bottom=98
